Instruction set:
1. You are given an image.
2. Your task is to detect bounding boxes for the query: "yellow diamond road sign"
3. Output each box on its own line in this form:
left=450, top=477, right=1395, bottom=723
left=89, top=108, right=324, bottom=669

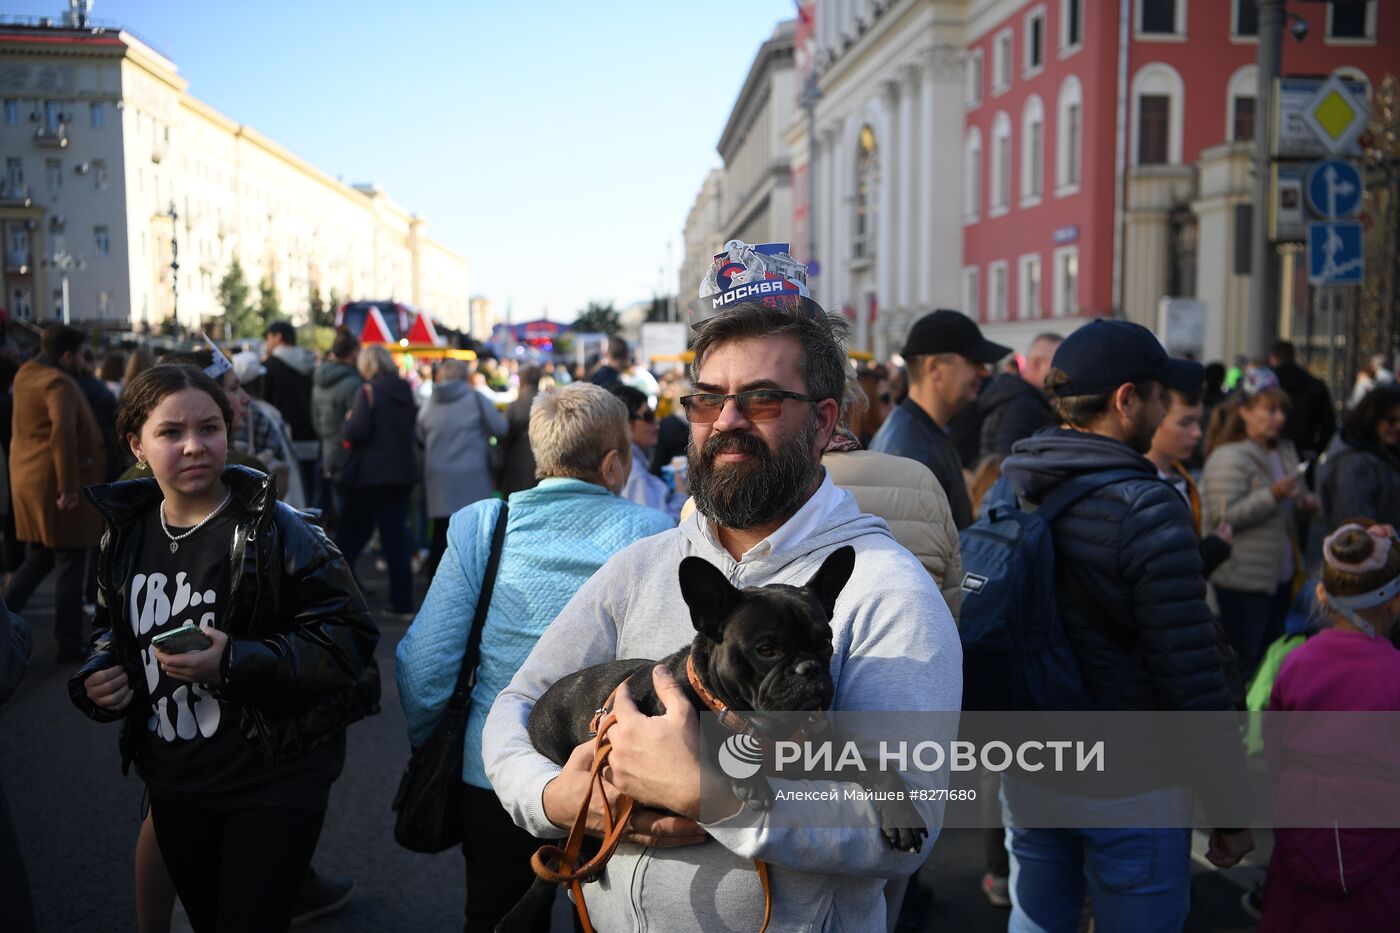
left=1303, top=74, right=1368, bottom=155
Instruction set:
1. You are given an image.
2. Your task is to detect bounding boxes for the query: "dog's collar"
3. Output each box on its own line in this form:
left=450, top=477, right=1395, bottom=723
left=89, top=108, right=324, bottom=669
left=686, top=654, right=757, bottom=736
left=685, top=655, right=824, bottom=743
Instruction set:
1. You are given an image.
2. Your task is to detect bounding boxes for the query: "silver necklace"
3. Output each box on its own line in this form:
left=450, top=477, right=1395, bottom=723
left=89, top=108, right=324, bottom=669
left=159, top=491, right=232, bottom=553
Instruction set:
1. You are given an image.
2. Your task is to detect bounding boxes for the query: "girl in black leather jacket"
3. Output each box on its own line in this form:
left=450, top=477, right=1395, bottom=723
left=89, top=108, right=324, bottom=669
left=69, top=363, right=378, bottom=933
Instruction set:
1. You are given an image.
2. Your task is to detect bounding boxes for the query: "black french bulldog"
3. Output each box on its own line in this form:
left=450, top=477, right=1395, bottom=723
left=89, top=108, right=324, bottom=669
left=496, top=546, right=926, bottom=932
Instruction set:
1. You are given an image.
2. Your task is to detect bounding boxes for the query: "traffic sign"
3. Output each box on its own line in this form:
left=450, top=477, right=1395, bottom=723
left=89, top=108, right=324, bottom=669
left=1307, top=222, right=1364, bottom=285
left=1277, top=77, right=1368, bottom=158
left=1301, top=74, right=1369, bottom=156
left=1305, top=159, right=1363, bottom=219
left=806, top=260, right=821, bottom=278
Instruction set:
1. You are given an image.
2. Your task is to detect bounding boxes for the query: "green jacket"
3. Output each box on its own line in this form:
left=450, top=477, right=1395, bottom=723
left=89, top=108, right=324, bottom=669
left=311, top=360, right=362, bottom=473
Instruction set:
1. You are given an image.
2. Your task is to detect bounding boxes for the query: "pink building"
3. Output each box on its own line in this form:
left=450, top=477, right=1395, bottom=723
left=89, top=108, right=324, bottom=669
left=960, top=0, right=1391, bottom=357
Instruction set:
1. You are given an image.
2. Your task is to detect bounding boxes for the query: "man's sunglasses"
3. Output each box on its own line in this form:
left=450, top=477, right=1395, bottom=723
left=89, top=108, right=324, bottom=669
left=631, top=408, right=657, bottom=424
left=679, top=389, right=819, bottom=423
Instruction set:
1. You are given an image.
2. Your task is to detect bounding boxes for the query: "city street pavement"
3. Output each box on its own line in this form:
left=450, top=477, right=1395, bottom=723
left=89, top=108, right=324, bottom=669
left=2, top=556, right=1264, bottom=932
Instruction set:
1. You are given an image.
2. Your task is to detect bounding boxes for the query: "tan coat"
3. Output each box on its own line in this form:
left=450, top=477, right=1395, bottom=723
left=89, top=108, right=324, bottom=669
left=1202, top=439, right=1299, bottom=594
left=678, top=449, right=965, bottom=620
left=822, top=449, right=963, bottom=620
left=9, top=360, right=104, bottom=549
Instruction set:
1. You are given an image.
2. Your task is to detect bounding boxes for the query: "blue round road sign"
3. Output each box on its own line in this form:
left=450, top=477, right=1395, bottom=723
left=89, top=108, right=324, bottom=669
left=1305, top=159, right=1362, bottom=219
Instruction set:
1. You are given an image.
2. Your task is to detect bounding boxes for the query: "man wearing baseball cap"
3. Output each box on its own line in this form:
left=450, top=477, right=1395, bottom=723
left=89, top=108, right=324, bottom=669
left=870, top=310, right=1010, bottom=529
left=998, top=320, right=1253, bottom=929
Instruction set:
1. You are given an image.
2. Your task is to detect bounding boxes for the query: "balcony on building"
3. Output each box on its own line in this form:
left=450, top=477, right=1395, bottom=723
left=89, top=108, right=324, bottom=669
left=34, top=122, right=68, bottom=148
left=5, top=247, right=31, bottom=275
left=0, top=181, right=32, bottom=207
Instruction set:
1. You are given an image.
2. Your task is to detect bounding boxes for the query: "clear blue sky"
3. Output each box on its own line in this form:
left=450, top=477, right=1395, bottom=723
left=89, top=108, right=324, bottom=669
left=10, top=0, right=798, bottom=322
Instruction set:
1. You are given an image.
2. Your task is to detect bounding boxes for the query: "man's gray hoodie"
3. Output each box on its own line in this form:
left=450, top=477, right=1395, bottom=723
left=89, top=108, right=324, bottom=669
left=482, top=476, right=962, bottom=932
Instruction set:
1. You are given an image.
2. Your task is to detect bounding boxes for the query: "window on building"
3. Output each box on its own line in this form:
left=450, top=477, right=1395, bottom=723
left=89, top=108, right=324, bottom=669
left=6, top=224, right=27, bottom=266
left=1132, top=64, right=1183, bottom=164
left=964, top=128, right=982, bottom=221
left=90, top=101, right=105, bottom=128
left=9, top=287, right=31, bottom=321
left=93, top=159, right=108, bottom=191
left=3, top=100, right=17, bottom=124
left=45, top=158, right=62, bottom=195
left=1062, top=0, right=1083, bottom=49
left=1057, top=76, right=1083, bottom=193
left=1020, top=254, right=1043, bottom=319
left=97, top=289, right=112, bottom=316
left=4, top=157, right=22, bottom=194
left=991, top=112, right=1012, bottom=213
left=990, top=261, right=1009, bottom=321
left=966, top=50, right=983, bottom=107
left=963, top=267, right=981, bottom=320
left=1328, top=1, right=1374, bottom=40
left=993, top=30, right=1013, bottom=93
left=1234, top=0, right=1258, bottom=36
left=854, top=125, right=879, bottom=258
left=1137, top=95, right=1171, bottom=164
left=1023, top=96, right=1045, bottom=203
left=1026, top=8, right=1046, bottom=73
left=43, top=101, right=62, bottom=132
left=1054, top=246, right=1079, bottom=315
left=1232, top=96, right=1255, bottom=141
left=1140, top=0, right=1179, bottom=35
left=94, top=225, right=110, bottom=256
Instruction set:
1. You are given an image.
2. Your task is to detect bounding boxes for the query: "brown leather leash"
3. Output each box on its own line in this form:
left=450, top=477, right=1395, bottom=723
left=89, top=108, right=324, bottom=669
left=528, top=661, right=781, bottom=933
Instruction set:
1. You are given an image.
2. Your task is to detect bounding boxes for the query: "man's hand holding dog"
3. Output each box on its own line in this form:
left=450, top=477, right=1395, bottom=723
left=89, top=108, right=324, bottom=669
left=541, top=669, right=722, bottom=848
left=605, top=665, right=743, bottom=824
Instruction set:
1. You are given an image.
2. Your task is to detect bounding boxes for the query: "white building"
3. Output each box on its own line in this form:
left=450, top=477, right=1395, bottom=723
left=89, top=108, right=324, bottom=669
left=0, top=15, right=468, bottom=333
left=794, top=0, right=965, bottom=358
left=717, top=21, right=797, bottom=251
left=679, top=169, right=726, bottom=305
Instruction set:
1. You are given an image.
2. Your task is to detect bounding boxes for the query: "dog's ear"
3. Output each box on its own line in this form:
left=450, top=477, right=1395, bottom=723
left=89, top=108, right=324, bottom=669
left=679, top=556, right=742, bottom=642
left=803, top=546, right=856, bottom=620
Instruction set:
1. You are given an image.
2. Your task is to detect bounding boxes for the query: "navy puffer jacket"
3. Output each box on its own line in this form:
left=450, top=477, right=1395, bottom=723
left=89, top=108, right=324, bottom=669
left=1002, top=429, right=1233, bottom=714
left=1002, top=429, right=1249, bottom=821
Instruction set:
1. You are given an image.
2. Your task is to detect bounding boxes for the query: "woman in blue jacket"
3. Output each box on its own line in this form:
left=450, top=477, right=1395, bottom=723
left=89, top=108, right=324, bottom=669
left=396, top=382, right=672, bottom=932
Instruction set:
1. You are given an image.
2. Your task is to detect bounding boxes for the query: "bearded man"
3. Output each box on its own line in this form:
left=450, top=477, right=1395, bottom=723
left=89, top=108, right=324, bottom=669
left=996, top=320, right=1254, bottom=930
left=482, top=300, right=961, bottom=932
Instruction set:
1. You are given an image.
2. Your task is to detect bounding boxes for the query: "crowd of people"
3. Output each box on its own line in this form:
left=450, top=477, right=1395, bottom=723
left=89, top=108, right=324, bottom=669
left=0, top=286, right=1396, bottom=932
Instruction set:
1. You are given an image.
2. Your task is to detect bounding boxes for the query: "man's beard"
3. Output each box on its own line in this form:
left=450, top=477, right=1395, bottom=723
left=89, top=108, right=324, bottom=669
left=688, top=416, right=822, bottom=531
left=1127, top=408, right=1158, bottom=454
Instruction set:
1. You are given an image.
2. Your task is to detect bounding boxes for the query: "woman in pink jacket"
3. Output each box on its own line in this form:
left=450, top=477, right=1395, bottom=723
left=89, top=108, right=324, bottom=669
left=1261, top=519, right=1400, bottom=930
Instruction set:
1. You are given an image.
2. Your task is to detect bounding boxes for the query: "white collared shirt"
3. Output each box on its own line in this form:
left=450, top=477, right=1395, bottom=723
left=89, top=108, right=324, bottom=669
left=694, top=470, right=845, bottom=563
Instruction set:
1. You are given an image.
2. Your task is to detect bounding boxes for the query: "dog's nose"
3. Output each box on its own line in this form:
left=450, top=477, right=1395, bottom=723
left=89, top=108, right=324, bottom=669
left=794, top=659, right=821, bottom=679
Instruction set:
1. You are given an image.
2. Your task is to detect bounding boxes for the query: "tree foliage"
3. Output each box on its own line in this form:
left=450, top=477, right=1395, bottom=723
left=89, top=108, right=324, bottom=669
left=572, top=301, right=620, bottom=335
left=218, top=259, right=258, bottom=338
left=258, top=278, right=282, bottom=329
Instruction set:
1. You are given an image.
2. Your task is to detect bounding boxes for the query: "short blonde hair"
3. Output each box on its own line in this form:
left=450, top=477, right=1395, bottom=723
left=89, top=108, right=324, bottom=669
left=529, top=382, right=631, bottom=480
left=357, top=344, right=397, bottom=381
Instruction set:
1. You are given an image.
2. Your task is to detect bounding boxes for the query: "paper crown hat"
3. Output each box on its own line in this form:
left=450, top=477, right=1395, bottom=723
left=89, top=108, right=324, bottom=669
left=201, top=333, right=234, bottom=381
left=691, top=240, right=822, bottom=325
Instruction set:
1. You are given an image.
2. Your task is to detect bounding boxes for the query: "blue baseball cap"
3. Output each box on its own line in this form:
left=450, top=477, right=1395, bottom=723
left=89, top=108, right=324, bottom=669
left=1049, top=320, right=1198, bottom=397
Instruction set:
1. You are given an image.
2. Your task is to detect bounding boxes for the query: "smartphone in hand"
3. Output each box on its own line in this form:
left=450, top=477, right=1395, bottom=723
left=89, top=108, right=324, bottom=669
left=151, top=623, right=213, bottom=655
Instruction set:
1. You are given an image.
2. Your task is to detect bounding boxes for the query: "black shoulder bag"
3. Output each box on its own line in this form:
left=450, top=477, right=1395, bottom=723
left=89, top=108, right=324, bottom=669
left=392, top=502, right=508, bottom=853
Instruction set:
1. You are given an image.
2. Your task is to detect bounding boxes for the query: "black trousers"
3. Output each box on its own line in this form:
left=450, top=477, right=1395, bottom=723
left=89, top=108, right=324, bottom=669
left=4, top=545, right=84, bottom=654
left=461, top=783, right=553, bottom=933
left=334, top=484, right=414, bottom=613
left=149, top=796, right=325, bottom=933
left=0, top=780, right=35, bottom=933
